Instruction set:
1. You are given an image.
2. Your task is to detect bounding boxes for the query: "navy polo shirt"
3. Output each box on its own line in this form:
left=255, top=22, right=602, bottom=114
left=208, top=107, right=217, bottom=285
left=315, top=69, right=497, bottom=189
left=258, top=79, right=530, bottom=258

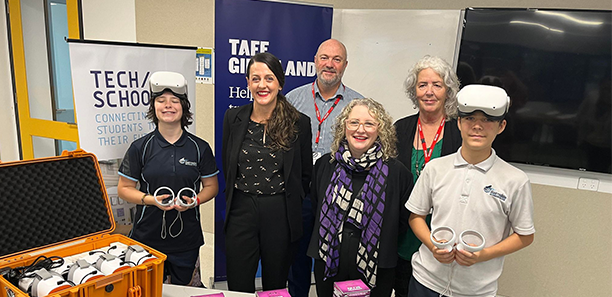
left=118, top=128, right=219, bottom=253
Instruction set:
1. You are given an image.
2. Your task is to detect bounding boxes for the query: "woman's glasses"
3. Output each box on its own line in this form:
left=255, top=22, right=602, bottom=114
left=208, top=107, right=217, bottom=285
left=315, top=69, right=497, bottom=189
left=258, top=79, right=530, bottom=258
left=345, top=119, right=379, bottom=132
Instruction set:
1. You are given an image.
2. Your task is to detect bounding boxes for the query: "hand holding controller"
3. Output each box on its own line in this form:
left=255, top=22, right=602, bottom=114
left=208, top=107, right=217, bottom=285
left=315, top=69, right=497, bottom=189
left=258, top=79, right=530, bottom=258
left=154, top=186, right=176, bottom=207
left=430, top=226, right=456, bottom=252
left=175, top=187, right=198, bottom=208
left=153, top=186, right=198, bottom=208
left=456, top=230, right=485, bottom=253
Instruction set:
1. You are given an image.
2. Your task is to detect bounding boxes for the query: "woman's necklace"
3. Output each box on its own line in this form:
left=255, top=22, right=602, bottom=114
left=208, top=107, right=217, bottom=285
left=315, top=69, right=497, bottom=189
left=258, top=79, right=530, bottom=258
left=251, top=114, right=268, bottom=145
left=252, top=120, right=267, bottom=145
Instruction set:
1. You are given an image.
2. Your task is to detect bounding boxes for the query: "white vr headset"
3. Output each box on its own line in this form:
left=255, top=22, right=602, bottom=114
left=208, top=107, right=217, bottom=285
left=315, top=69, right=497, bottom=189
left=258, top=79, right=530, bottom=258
left=457, top=84, right=510, bottom=120
left=149, top=71, right=188, bottom=98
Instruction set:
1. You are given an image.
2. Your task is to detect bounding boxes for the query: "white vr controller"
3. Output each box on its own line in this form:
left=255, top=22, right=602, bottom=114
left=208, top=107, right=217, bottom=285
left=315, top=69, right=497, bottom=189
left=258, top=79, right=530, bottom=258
left=430, top=227, right=485, bottom=253
left=430, top=226, right=456, bottom=252
left=153, top=186, right=197, bottom=208
left=456, top=230, right=486, bottom=252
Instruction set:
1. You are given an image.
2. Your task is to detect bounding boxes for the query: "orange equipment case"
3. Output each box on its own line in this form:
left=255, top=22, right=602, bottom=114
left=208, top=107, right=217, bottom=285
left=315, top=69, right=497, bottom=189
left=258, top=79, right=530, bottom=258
left=0, top=150, right=166, bottom=297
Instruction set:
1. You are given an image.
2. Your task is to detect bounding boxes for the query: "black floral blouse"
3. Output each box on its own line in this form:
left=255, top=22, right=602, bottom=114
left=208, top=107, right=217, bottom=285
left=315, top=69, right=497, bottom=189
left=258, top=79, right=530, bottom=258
left=235, top=121, right=285, bottom=195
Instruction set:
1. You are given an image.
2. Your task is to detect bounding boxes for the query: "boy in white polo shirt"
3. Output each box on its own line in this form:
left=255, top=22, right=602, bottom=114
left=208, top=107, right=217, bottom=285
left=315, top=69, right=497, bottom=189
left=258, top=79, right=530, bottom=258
left=406, top=84, right=535, bottom=297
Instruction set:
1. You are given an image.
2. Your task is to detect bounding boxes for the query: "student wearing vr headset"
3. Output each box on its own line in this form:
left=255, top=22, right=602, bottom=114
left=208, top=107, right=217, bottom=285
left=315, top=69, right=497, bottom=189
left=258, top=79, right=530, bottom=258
left=405, top=85, right=535, bottom=297
left=222, top=52, right=312, bottom=293
left=117, top=71, right=219, bottom=285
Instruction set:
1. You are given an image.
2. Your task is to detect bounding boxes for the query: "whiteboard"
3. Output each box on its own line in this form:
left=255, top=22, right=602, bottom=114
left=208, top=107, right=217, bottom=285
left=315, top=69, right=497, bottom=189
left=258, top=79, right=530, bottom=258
left=332, top=9, right=461, bottom=122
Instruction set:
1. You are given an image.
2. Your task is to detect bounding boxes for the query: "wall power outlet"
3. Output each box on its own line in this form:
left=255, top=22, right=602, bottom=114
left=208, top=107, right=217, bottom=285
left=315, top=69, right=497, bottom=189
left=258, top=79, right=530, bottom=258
left=578, top=178, right=599, bottom=191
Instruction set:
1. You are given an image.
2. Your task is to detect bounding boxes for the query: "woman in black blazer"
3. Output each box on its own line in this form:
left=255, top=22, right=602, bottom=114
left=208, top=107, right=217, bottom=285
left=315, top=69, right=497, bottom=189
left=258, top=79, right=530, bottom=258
left=393, top=55, right=462, bottom=297
left=222, top=52, right=312, bottom=293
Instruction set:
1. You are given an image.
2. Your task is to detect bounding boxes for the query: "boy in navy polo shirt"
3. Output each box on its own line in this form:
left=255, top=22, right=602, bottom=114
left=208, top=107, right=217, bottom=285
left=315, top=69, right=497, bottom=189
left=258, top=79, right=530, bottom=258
left=406, top=85, right=535, bottom=297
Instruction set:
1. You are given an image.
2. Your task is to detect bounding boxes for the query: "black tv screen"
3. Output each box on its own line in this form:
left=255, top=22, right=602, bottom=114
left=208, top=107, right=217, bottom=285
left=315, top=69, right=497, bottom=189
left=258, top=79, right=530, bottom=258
left=456, top=8, right=612, bottom=174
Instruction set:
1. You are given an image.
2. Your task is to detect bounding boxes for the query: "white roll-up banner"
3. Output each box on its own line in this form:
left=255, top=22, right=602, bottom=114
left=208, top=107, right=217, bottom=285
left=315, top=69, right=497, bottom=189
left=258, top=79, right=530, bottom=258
left=67, top=40, right=196, bottom=160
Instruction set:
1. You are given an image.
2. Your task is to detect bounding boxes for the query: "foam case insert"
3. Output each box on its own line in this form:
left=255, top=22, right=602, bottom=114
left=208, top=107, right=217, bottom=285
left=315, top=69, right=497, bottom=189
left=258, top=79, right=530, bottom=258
left=0, top=153, right=113, bottom=258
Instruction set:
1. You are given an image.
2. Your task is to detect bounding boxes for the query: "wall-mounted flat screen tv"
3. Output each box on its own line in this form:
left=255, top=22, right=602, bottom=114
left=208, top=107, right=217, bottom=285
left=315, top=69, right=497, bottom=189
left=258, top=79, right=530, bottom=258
left=456, top=8, right=611, bottom=174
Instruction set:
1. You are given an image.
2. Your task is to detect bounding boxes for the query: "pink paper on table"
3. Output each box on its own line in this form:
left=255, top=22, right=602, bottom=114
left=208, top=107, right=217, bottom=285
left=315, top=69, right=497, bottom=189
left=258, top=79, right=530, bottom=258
left=333, top=279, right=370, bottom=297
left=256, top=288, right=292, bottom=297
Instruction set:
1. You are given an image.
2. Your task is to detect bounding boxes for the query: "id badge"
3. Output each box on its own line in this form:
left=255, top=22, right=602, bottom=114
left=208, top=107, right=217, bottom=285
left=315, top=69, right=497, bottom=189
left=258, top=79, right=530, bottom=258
left=312, top=151, right=322, bottom=164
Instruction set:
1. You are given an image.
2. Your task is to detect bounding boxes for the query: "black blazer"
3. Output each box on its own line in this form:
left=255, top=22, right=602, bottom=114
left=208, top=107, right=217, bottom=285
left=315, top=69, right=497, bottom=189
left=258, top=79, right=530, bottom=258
left=222, top=103, right=313, bottom=242
left=394, top=113, right=462, bottom=169
left=307, top=154, right=413, bottom=268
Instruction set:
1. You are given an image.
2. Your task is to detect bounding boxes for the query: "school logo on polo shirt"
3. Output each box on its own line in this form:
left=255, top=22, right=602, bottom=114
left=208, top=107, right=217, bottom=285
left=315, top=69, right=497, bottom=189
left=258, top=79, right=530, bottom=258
left=179, top=157, right=197, bottom=167
left=484, top=185, right=507, bottom=201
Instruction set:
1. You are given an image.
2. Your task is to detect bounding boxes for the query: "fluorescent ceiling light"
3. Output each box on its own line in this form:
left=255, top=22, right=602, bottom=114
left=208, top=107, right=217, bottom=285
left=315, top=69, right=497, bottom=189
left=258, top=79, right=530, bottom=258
left=536, top=10, right=604, bottom=25
left=510, top=21, right=565, bottom=33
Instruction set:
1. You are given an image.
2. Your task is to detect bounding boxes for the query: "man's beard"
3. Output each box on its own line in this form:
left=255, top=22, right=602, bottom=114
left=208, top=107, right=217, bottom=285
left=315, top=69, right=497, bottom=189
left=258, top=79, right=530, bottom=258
left=317, top=72, right=342, bottom=87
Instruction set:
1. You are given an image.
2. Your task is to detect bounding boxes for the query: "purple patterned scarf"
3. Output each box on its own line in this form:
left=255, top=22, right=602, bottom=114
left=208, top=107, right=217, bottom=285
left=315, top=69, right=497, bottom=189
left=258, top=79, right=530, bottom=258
left=318, top=140, right=389, bottom=287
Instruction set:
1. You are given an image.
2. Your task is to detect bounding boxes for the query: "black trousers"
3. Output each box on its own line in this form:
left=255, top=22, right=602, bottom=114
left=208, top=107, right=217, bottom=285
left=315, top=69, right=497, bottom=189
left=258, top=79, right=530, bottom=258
left=393, top=256, right=413, bottom=297
left=287, top=196, right=315, bottom=297
left=408, top=275, right=449, bottom=297
left=164, top=247, right=200, bottom=285
left=313, top=223, right=395, bottom=297
left=225, top=190, right=298, bottom=293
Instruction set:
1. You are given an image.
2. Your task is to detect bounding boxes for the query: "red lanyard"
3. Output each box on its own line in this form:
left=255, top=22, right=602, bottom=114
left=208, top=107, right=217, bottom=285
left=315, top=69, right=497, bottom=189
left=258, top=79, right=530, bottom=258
left=312, top=82, right=343, bottom=144
left=417, top=117, right=445, bottom=164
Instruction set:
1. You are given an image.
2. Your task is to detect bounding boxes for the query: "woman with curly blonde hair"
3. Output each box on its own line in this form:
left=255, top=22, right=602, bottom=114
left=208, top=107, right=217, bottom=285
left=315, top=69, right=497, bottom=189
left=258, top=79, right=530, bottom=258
left=307, top=98, right=413, bottom=297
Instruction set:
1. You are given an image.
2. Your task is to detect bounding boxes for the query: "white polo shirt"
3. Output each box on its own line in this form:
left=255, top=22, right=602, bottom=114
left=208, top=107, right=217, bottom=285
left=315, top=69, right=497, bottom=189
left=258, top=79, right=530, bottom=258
left=406, top=148, right=535, bottom=297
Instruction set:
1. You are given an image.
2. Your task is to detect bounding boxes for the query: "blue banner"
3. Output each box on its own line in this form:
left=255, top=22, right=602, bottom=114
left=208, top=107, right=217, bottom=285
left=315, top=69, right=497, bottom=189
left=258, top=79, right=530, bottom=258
left=214, top=0, right=332, bottom=281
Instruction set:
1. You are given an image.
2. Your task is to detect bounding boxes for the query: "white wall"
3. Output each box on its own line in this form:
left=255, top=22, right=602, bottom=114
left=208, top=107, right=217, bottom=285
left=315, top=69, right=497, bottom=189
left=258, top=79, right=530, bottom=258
left=332, top=9, right=461, bottom=122
left=0, top=1, right=20, bottom=161
left=81, top=0, right=136, bottom=42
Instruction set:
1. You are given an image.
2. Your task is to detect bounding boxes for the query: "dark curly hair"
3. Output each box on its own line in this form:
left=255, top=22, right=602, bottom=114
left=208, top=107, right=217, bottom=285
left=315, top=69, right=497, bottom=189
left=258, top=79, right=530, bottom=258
left=146, top=90, right=193, bottom=128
